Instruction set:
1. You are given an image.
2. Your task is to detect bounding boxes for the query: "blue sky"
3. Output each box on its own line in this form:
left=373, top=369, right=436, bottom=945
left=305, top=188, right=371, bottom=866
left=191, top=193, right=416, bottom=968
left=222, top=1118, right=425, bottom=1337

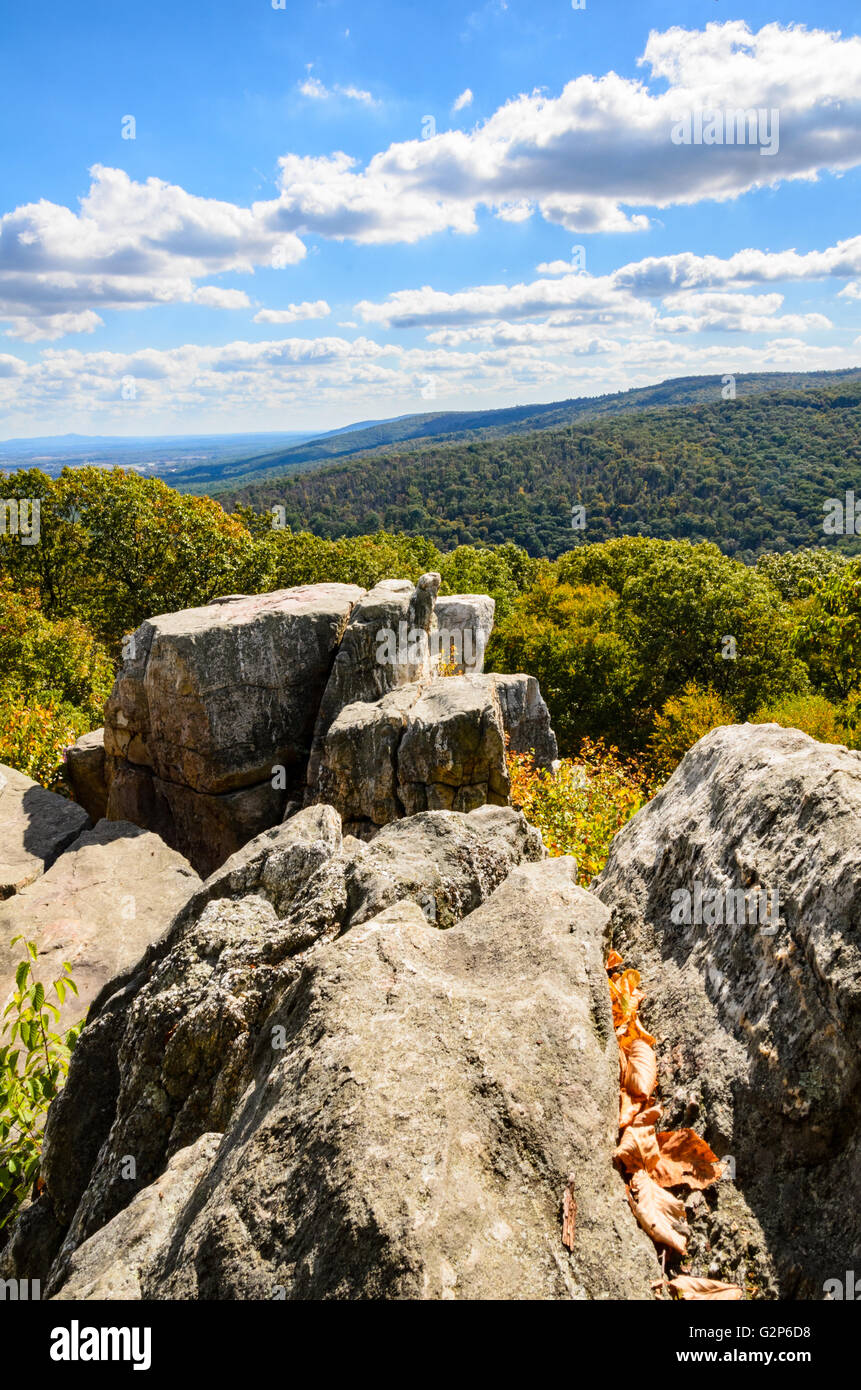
left=1, top=0, right=859, bottom=436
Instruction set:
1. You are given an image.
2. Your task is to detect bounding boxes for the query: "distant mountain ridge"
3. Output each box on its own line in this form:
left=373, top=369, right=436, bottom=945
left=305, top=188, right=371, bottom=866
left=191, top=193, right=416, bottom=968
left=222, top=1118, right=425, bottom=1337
left=186, top=366, right=861, bottom=494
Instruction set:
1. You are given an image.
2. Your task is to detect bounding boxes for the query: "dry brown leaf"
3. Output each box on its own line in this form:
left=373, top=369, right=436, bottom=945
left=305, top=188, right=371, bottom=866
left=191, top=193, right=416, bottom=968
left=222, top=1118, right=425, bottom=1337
left=653, top=1129, right=722, bottom=1190
left=561, top=1175, right=577, bottom=1250
left=619, top=1090, right=641, bottom=1129
left=625, top=1039, right=658, bottom=1099
left=615, top=1124, right=660, bottom=1174
left=633, top=1104, right=663, bottom=1127
left=668, top=1276, right=744, bottom=1301
left=627, top=1170, right=689, bottom=1255
left=617, top=1012, right=658, bottom=1053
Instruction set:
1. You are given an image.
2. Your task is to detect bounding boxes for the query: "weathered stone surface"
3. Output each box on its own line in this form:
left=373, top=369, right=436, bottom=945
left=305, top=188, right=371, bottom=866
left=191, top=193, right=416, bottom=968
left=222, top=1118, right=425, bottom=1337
left=0, top=763, right=90, bottom=899
left=26, top=807, right=543, bottom=1290
left=41, top=853, right=659, bottom=1300
left=53, top=1135, right=222, bottom=1301
left=105, top=584, right=363, bottom=796
left=434, top=593, right=495, bottom=673
left=492, top=673, right=559, bottom=767
left=305, top=574, right=440, bottom=790
left=312, top=673, right=554, bottom=834
left=106, top=766, right=290, bottom=880
left=0, top=819, right=200, bottom=1029
left=312, top=686, right=419, bottom=832
left=397, top=676, right=509, bottom=815
left=595, top=722, right=861, bottom=1297
left=63, top=728, right=108, bottom=822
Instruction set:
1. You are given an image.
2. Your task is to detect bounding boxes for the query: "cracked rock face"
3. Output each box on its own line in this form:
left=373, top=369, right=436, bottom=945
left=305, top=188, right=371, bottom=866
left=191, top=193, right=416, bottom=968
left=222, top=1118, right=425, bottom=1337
left=594, top=722, right=861, bottom=1297
left=312, top=673, right=555, bottom=838
left=6, top=809, right=659, bottom=1301
left=103, top=584, right=363, bottom=874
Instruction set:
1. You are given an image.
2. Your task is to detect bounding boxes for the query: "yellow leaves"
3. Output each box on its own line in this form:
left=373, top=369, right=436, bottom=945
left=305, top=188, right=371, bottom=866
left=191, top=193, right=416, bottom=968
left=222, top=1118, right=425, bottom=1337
left=667, top=1276, right=744, bottom=1301
left=627, top=1171, right=690, bottom=1256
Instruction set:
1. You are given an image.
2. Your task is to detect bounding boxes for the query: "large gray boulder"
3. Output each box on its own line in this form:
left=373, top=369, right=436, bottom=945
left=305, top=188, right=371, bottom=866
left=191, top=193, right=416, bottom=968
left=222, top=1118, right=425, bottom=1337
left=63, top=728, right=108, bottom=822
left=0, top=763, right=90, bottom=899
left=305, top=573, right=441, bottom=790
left=10, top=805, right=543, bottom=1294
left=313, top=673, right=554, bottom=836
left=25, top=839, right=659, bottom=1300
left=0, top=819, right=200, bottom=1029
left=594, top=722, right=861, bottom=1298
left=103, top=584, right=363, bottom=873
left=434, top=593, right=495, bottom=673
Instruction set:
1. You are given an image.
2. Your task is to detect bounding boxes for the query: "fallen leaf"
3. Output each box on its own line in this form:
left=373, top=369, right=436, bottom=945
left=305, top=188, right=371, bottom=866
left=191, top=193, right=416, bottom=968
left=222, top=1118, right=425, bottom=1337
left=668, top=1275, right=744, bottom=1301
left=615, top=1124, right=660, bottom=1174
left=653, top=1129, right=722, bottom=1190
left=627, top=1170, right=689, bottom=1255
left=617, top=1011, right=658, bottom=1052
left=625, top=1040, right=658, bottom=1099
left=620, top=1090, right=641, bottom=1129
left=633, top=1104, right=663, bottom=1127
left=606, top=949, right=624, bottom=970
left=561, top=1175, right=577, bottom=1250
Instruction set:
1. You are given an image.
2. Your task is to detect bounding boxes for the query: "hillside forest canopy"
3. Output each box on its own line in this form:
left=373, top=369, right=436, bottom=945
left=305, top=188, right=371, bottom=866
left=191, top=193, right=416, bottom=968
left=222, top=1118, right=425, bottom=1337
left=2, top=463, right=860, bottom=806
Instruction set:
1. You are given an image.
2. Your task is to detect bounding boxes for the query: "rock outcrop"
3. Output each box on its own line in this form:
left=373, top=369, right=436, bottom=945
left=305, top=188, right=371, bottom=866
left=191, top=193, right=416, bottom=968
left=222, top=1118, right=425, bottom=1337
left=5, top=806, right=662, bottom=1300
left=0, top=820, right=200, bottom=1029
left=88, top=575, right=556, bottom=875
left=103, top=585, right=362, bottom=874
left=312, top=673, right=555, bottom=838
left=0, top=763, right=90, bottom=899
left=433, top=593, right=495, bottom=673
left=63, top=728, right=108, bottom=822
left=595, top=722, right=861, bottom=1298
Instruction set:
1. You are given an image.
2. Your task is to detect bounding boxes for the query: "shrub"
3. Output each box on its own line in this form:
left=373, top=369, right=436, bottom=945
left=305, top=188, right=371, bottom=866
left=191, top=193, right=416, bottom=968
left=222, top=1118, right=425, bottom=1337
left=647, top=683, right=736, bottom=777
left=0, top=938, right=82, bottom=1229
left=507, top=738, right=652, bottom=882
left=0, top=694, right=89, bottom=790
left=751, top=692, right=854, bottom=747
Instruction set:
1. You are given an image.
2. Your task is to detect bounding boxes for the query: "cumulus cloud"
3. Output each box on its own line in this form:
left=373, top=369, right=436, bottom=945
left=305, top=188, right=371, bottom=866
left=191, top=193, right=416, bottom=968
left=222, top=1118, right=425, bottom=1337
left=357, top=236, right=861, bottom=334
left=0, top=166, right=305, bottom=338
left=453, top=88, right=473, bottom=112
left=253, top=300, right=331, bottom=324
left=270, top=21, right=861, bottom=242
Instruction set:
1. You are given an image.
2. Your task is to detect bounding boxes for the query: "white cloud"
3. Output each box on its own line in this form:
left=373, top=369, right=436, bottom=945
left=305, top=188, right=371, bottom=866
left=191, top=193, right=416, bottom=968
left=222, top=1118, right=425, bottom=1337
left=453, top=88, right=473, bottom=112
left=253, top=300, right=331, bottom=324
left=271, top=22, right=861, bottom=242
left=0, top=165, right=305, bottom=338
left=299, top=77, right=377, bottom=105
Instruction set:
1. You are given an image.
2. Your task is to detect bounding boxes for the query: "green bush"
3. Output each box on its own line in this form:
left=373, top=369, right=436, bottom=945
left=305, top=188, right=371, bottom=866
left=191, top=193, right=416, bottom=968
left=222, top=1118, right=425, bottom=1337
left=0, top=938, right=82, bottom=1229
left=751, top=692, right=854, bottom=747
left=647, top=683, right=737, bottom=777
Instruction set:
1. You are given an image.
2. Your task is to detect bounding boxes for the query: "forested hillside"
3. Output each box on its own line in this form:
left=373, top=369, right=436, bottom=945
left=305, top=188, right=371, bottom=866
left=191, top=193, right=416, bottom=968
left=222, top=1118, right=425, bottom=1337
left=222, top=377, right=861, bottom=561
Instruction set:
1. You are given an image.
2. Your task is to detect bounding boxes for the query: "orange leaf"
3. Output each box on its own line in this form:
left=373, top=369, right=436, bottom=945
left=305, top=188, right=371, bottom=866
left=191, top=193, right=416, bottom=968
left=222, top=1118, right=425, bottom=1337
left=625, top=1040, right=658, bottom=1099
left=606, top=949, right=624, bottom=970
left=633, top=1104, right=663, bottom=1127
left=619, top=1091, right=641, bottom=1129
left=615, top=1123, right=660, bottom=1174
left=627, top=1170, right=689, bottom=1255
left=653, top=1130, right=722, bottom=1191
left=668, top=1275, right=744, bottom=1301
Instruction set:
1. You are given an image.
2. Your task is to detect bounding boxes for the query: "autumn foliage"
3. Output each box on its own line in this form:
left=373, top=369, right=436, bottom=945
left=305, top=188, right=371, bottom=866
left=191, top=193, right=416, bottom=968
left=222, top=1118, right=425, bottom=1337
left=604, top=948, right=743, bottom=1301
